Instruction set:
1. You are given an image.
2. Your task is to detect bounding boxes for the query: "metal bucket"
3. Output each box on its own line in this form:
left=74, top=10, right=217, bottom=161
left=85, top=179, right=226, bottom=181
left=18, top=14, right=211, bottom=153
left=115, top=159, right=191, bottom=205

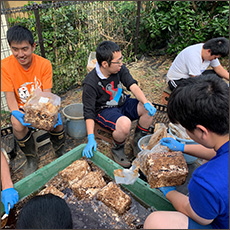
left=62, top=103, right=87, bottom=139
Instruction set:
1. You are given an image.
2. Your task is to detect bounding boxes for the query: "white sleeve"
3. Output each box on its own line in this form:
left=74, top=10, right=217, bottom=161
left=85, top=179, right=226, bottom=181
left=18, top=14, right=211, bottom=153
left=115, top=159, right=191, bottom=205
left=210, top=58, right=220, bottom=68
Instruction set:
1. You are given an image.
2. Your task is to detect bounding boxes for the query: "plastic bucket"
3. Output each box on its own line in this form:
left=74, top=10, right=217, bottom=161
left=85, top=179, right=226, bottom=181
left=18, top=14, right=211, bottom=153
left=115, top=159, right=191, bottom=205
left=62, top=103, right=87, bottom=139
left=138, top=134, right=197, bottom=164
left=138, top=134, right=152, bottom=152
left=168, top=128, right=198, bottom=164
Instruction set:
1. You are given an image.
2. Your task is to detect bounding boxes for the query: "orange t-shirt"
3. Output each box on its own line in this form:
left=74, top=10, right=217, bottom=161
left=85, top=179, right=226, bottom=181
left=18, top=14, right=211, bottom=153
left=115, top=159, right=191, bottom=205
left=1, top=53, right=53, bottom=108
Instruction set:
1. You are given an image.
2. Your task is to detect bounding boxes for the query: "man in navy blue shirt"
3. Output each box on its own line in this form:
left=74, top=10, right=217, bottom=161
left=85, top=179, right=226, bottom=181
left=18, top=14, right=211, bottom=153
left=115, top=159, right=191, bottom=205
left=144, top=74, right=229, bottom=229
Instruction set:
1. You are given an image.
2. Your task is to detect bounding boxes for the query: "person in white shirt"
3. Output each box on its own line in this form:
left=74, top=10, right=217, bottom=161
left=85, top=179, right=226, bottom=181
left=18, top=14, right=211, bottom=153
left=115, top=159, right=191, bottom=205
left=167, top=37, right=229, bottom=90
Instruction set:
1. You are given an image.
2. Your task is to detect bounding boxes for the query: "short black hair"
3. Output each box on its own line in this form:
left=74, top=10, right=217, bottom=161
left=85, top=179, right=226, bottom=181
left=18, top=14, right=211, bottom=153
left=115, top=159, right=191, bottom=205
left=167, top=74, right=229, bottom=135
left=203, top=37, right=229, bottom=57
left=16, top=193, right=73, bottom=229
left=96, top=41, right=120, bottom=66
left=7, top=25, right=34, bottom=46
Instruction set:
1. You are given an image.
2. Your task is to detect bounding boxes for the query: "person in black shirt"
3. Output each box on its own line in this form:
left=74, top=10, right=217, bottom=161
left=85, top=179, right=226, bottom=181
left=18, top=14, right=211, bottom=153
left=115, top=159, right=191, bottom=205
left=82, top=41, right=157, bottom=168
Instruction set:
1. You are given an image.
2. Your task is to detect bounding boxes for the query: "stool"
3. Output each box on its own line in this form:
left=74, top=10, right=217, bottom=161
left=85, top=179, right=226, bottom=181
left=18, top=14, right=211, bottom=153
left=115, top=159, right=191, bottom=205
left=94, top=122, right=113, bottom=144
left=32, top=130, right=51, bottom=152
left=161, top=86, right=172, bottom=105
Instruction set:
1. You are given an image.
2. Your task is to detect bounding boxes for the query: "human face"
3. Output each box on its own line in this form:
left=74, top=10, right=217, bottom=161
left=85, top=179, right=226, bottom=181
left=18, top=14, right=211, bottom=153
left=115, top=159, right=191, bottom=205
left=186, top=128, right=211, bottom=149
left=108, top=51, right=123, bottom=73
left=207, top=54, right=221, bottom=61
left=186, top=129, right=201, bottom=144
left=10, top=41, right=35, bottom=70
left=203, top=49, right=221, bottom=61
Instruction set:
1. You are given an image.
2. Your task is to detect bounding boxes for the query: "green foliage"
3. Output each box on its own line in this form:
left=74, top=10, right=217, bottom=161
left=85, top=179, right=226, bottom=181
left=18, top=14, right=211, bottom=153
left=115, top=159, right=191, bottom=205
left=8, top=2, right=99, bottom=94
left=7, top=1, right=137, bottom=94
left=1, top=110, right=11, bottom=127
left=6, top=1, right=229, bottom=94
left=140, top=1, right=229, bottom=55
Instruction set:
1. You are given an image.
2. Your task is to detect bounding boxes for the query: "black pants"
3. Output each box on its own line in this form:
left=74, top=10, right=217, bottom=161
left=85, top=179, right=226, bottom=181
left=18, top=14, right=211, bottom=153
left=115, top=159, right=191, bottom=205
left=168, top=70, right=220, bottom=91
left=168, top=78, right=188, bottom=91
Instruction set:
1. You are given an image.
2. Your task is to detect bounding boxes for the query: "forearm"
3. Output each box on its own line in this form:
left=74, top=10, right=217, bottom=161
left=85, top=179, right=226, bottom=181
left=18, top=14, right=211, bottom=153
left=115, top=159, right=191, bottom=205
left=166, top=190, right=213, bottom=225
left=85, top=119, right=95, bottom=135
left=213, top=65, right=229, bottom=80
left=130, top=84, right=148, bottom=104
left=218, top=69, right=229, bottom=80
left=166, top=190, right=190, bottom=215
left=5, top=92, right=19, bottom=112
left=183, top=144, right=216, bottom=160
left=1, top=152, right=13, bottom=190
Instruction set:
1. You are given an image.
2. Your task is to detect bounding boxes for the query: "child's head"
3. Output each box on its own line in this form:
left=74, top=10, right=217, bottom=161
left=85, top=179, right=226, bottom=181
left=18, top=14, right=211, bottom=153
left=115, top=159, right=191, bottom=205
left=167, top=74, right=229, bottom=136
left=16, top=193, right=73, bottom=229
left=7, top=25, right=34, bottom=46
left=203, top=37, right=229, bottom=57
left=96, top=41, right=121, bottom=66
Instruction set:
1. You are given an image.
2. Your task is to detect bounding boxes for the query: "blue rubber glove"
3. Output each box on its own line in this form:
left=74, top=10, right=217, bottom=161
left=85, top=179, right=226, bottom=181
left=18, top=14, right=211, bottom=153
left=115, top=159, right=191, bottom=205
left=160, top=137, right=185, bottom=152
left=82, top=134, right=97, bottom=158
left=54, top=113, right=62, bottom=128
left=11, top=110, right=31, bottom=127
left=158, top=186, right=176, bottom=196
left=144, top=102, right=157, bottom=116
left=1, top=188, right=19, bottom=215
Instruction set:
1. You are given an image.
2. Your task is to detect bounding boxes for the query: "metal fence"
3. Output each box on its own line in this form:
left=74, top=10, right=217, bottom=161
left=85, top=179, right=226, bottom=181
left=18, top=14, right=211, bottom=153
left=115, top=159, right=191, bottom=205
left=1, top=2, right=12, bottom=112
left=1, top=1, right=141, bottom=112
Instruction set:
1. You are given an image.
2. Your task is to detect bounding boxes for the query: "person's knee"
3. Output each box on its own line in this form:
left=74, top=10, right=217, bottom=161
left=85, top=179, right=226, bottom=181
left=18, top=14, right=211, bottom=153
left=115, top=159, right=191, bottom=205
left=116, top=116, right=132, bottom=135
left=11, top=116, right=26, bottom=133
left=138, top=102, right=154, bottom=119
left=144, top=212, right=160, bottom=229
left=53, top=124, right=64, bottom=132
left=144, top=211, right=189, bottom=229
left=137, top=102, right=146, bottom=116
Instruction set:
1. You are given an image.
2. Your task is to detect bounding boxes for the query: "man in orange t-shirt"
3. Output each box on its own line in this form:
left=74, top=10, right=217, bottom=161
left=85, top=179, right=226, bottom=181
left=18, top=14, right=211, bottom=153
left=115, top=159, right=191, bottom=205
left=1, top=25, right=65, bottom=177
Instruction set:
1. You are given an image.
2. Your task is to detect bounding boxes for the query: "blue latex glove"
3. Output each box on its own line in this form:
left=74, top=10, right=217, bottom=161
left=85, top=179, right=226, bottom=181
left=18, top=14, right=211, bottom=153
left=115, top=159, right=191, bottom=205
left=160, top=137, right=185, bottom=152
left=144, top=102, right=157, bottom=116
left=54, top=113, right=62, bottom=128
left=1, top=188, right=19, bottom=215
left=11, top=110, right=31, bottom=127
left=82, top=134, right=97, bottom=158
left=158, top=186, right=176, bottom=196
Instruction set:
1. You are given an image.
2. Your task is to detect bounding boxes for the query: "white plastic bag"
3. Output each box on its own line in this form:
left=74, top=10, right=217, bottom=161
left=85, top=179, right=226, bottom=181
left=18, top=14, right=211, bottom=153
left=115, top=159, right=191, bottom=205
left=86, top=52, right=97, bottom=73
left=169, top=122, right=191, bottom=140
left=134, top=143, right=188, bottom=188
left=114, top=123, right=168, bottom=185
left=24, top=89, right=61, bottom=131
left=114, top=164, right=139, bottom=185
